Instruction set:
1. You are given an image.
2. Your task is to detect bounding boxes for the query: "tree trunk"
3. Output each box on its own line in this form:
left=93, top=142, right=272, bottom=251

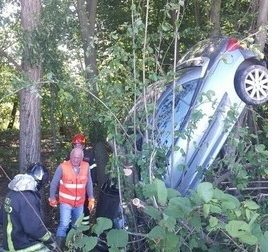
left=19, top=0, right=42, bottom=171
left=50, top=84, right=58, bottom=151
left=255, top=0, right=267, bottom=51
left=194, top=0, right=200, bottom=26
left=210, top=0, right=221, bottom=37
left=94, top=141, right=109, bottom=188
left=7, top=100, right=18, bottom=129
left=76, top=0, right=98, bottom=83
left=76, top=0, right=109, bottom=157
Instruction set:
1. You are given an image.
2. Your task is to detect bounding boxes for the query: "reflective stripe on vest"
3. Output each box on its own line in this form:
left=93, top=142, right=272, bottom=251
left=81, top=215, right=90, bottom=225
left=40, top=231, right=52, bottom=242
left=60, top=180, right=85, bottom=189
left=59, top=161, right=89, bottom=206
left=59, top=191, right=82, bottom=201
left=7, top=213, right=15, bottom=251
left=4, top=243, right=50, bottom=252
left=89, top=163, right=97, bottom=169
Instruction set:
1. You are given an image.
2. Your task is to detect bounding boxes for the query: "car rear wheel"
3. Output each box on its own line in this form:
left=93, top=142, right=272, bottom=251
left=234, top=64, right=268, bottom=105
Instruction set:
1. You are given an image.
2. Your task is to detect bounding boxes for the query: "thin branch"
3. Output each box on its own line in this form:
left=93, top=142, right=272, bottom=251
left=170, top=4, right=181, bottom=185
left=131, top=0, right=138, bottom=152
left=75, top=84, right=130, bottom=139
left=127, top=231, right=147, bottom=238
left=143, top=0, right=150, bottom=143
left=220, top=229, right=248, bottom=252
left=113, top=126, right=125, bottom=229
left=0, top=49, right=22, bottom=72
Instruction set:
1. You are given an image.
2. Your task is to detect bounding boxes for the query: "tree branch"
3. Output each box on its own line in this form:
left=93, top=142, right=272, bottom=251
left=0, top=49, right=22, bottom=72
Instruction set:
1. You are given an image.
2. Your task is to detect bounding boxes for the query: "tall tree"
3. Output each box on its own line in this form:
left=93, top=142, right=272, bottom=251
left=255, top=0, right=267, bottom=50
left=76, top=0, right=98, bottom=83
left=19, top=0, right=42, bottom=171
left=210, top=0, right=222, bottom=37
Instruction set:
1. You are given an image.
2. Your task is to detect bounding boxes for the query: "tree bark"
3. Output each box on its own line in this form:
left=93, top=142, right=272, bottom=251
left=76, top=0, right=110, bottom=168
left=210, top=0, right=221, bottom=37
left=49, top=84, right=58, bottom=151
left=255, top=0, right=267, bottom=51
left=193, top=0, right=200, bottom=26
left=7, top=100, right=18, bottom=129
left=76, top=0, right=98, bottom=83
left=19, top=0, right=42, bottom=171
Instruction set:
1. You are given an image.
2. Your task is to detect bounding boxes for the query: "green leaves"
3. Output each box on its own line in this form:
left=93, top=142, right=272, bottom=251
left=92, top=217, right=113, bottom=236
left=243, top=200, right=260, bottom=210
left=197, top=182, right=214, bottom=203
left=148, top=225, right=166, bottom=241
left=77, top=236, right=97, bottom=252
left=225, top=220, right=249, bottom=237
left=143, top=179, right=167, bottom=205
left=164, top=196, right=192, bottom=218
left=225, top=220, right=258, bottom=245
left=144, top=205, right=161, bottom=220
left=221, top=194, right=240, bottom=210
left=159, top=214, right=176, bottom=231
left=259, top=231, right=268, bottom=252
left=154, top=179, right=168, bottom=205
left=107, top=229, right=129, bottom=249
left=163, top=232, right=180, bottom=252
left=167, top=188, right=181, bottom=199
left=148, top=226, right=180, bottom=251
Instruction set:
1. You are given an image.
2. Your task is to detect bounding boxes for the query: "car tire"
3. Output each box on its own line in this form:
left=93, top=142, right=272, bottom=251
left=234, top=64, right=268, bottom=105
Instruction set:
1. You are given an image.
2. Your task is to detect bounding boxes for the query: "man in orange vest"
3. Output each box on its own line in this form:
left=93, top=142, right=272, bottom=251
left=69, top=134, right=97, bottom=184
left=48, top=147, right=95, bottom=248
left=69, top=133, right=97, bottom=226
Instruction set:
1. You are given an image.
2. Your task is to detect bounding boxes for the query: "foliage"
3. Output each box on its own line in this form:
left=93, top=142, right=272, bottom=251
left=0, top=0, right=267, bottom=251
left=66, top=181, right=267, bottom=251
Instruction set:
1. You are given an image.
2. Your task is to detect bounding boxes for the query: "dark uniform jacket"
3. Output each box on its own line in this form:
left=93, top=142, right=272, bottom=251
left=0, top=174, right=52, bottom=251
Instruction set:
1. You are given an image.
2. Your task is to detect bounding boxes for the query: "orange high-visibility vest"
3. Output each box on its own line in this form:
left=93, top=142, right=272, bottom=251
left=59, top=160, right=89, bottom=207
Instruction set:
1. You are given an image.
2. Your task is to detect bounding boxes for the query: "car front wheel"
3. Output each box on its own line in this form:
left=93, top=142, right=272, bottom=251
left=234, top=64, right=268, bottom=105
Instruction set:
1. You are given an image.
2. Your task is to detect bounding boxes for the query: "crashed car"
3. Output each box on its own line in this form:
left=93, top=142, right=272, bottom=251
left=129, top=36, right=268, bottom=195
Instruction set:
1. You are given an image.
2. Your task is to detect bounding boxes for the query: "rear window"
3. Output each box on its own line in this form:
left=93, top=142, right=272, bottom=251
left=179, top=37, right=227, bottom=66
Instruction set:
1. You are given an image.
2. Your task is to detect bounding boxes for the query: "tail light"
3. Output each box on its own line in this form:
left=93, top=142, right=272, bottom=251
left=226, top=38, right=240, bottom=51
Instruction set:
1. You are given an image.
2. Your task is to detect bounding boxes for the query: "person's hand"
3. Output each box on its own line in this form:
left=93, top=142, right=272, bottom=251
left=88, top=198, right=95, bottom=212
left=48, top=198, right=58, bottom=208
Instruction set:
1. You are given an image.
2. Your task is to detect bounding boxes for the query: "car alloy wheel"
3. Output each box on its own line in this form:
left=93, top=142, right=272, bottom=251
left=235, top=64, right=268, bottom=105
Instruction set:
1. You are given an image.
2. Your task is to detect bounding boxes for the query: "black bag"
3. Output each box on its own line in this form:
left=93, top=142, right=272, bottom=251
left=95, top=180, right=120, bottom=220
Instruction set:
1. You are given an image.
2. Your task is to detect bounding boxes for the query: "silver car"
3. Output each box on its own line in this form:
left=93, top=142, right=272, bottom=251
left=130, top=37, right=268, bottom=195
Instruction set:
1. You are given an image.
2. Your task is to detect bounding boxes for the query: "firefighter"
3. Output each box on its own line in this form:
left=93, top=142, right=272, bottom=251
left=0, top=163, right=57, bottom=252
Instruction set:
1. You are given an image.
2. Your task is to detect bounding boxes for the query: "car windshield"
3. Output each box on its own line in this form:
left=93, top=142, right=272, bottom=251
left=155, top=79, right=199, bottom=149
